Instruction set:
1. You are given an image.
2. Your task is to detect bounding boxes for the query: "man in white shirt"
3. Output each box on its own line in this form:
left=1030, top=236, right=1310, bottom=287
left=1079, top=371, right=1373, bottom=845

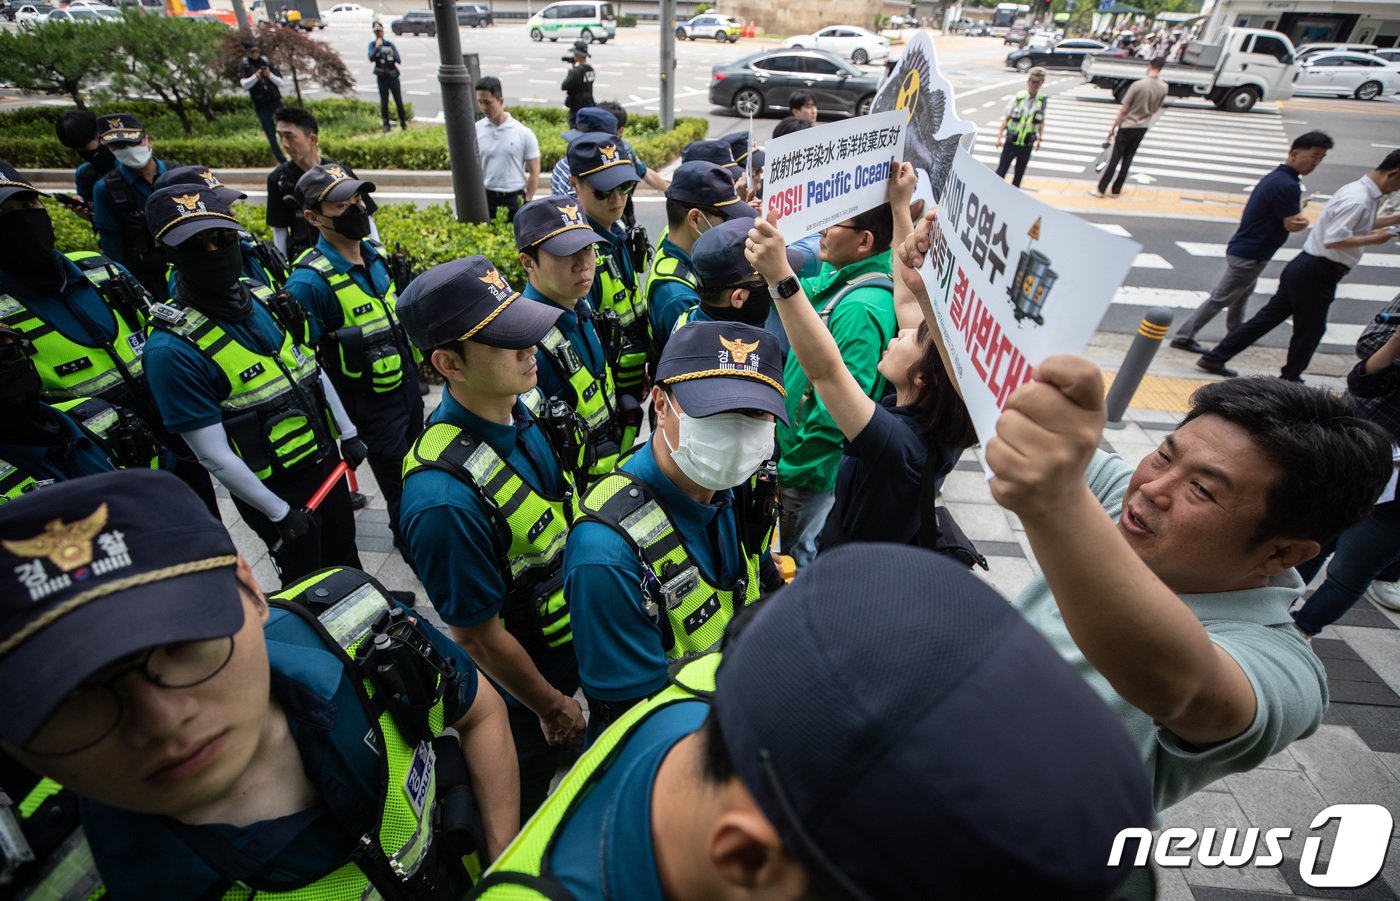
left=1200, top=149, right=1400, bottom=382
left=475, top=75, right=542, bottom=222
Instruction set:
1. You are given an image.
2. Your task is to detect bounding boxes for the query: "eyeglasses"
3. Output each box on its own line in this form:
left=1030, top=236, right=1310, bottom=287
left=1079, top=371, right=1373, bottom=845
left=822, top=222, right=864, bottom=234
left=24, top=635, right=236, bottom=757
left=179, top=230, right=240, bottom=254
left=591, top=182, right=636, bottom=201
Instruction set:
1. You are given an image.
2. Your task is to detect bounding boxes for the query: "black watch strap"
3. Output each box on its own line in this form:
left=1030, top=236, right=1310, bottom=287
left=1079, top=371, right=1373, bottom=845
left=773, top=275, right=800, bottom=299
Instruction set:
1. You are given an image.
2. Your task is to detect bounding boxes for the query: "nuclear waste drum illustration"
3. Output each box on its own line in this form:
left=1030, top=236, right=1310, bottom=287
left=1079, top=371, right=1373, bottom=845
left=1008, top=248, right=1056, bottom=325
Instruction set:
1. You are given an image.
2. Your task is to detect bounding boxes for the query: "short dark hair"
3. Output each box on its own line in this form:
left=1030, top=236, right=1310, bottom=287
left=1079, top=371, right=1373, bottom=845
left=847, top=202, right=894, bottom=256
left=699, top=711, right=735, bottom=784
left=1380, top=149, right=1400, bottom=172
left=1290, top=130, right=1333, bottom=152
left=274, top=106, right=318, bottom=135
left=789, top=91, right=816, bottom=113
left=54, top=110, right=97, bottom=150
left=908, top=322, right=976, bottom=451
left=519, top=244, right=541, bottom=263
left=1181, top=378, right=1391, bottom=547
left=475, top=76, right=503, bottom=99
left=772, top=117, right=813, bottom=139
left=666, top=198, right=722, bottom=229
left=1148, top=56, right=1166, bottom=70
left=597, top=100, right=627, bottom=130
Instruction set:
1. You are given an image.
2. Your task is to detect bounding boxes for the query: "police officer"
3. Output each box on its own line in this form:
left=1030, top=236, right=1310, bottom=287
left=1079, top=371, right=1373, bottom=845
left=285, top=164, right=423, bottom=564
left=0, top=162, right=217, bottom=512
left=646, top=161, right=755, bottom=358
left=397, top=256, right=586, bottom=821
left=0, top=470, right=520, bottom=899
left=54, top=109, right=116, bottom=211
left=236, top=36, right=287, bottom=164
left=995, top=66, right=1048, bottom=189
left=90, top=113, right=173, bottom=302
left=154, top=165, right=289, bottom=290
left=514, top=195, right=632, bottom=480
left=266, top=106, right=382, bottom=261
left=474, top=545, right=1154, bottom=899
left=563, top=321, right=784, bottom=741
left=569, top=133, right=648, bottom=441
left=369, top=22, right=409, bottom=133
left=560, top=42, right=595, bottom=128
left=673, top=217, right=801, bottom=335
left=140, top=184, right=367, bottom=583
left=0, top=326, right=120, bottom=502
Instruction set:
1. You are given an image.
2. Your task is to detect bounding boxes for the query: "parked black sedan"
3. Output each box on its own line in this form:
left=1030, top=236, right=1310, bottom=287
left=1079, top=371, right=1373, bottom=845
left=391, top=9, right=436, bottom=35
left=456, top=2, right=492, bottom=26
left=1005, top=39, right=1108, bottom=72
left=710, top=49, right=882, bottom=118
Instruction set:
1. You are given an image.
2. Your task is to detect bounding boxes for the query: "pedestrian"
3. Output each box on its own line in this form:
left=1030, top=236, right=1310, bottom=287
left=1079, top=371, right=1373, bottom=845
left=89, top=113, right=173, bottom=302
left=1199, top=149, right=1400, bottom=381
left=284, top=164, right=424, bottom=569
left=994, top=66, right=1047, bottom=189
left=53, top=109, right=115, bottom=210
left=368, top=21, right=408, bottom=133
left=235, top=36, right=286, bottom=164
left=1089, top=56, right=1167, bottom=199
left=548, top=105, right=616, bottom=197
left=749, top=165, right=976, bottom=551
left=563, top=321, right=785, bottom=742
left=155, top=165, right=288, bottom=290
left=0, top=470, right=518, bottom=899
left=476, top=544, right=1154, bottom=899
left=140, top=184, right=367, bottom=583
left=773, top=90, right=818, bottom=138
left=515, top=195, right=632, bottom=479
left=267, top=106, right=381, bottom=261
left=777, top=203, right=898, bottom=568
left=560, top=41, right=595, bottom=127
left=474, top=75, right=542, bottom=222
left=1171, top=131, right=1334, bottom=353
left=398, top=255, right=586, bottom=821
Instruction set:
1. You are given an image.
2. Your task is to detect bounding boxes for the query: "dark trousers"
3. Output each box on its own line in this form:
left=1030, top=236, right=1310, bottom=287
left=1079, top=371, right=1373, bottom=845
left=233, top=453, right=362, bottom=586
left=378, top=75, right=407, bottom=128
left=995, top=140, right=1035, bottom=187
left=1201, top=252, right=1350, bottom=380
left=254, top=103, right=286, bottom=164
left=485, top=189, right=525, bottom=222
left=1097, top=126, right=1148, bottom=195
left=334, top=366, right=425, bottom=560
left=1293, top=501, right=1400, bottom=635
left=507, top=702, right=568, bottom=823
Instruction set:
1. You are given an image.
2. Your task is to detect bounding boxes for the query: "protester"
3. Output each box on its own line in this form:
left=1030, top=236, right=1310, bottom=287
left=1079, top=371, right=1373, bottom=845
left=0, top=470, right=518, bottom=898
left=475, top=76, right=542, bottom=222
left=369, top=22, right=408, bottom=132
left=235, top=36, right=286, bottom=164
left=267, top=106, right=381, bottom=261
left=54, top=109, right=115, bottom=209
left=90, top=113, right=172, bottom=302
left=475, top=544, right=1153, bottom=899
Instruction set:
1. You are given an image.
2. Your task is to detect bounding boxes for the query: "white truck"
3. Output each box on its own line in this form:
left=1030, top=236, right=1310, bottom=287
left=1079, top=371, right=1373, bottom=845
left=1081, top=27, right=1298, bottom=113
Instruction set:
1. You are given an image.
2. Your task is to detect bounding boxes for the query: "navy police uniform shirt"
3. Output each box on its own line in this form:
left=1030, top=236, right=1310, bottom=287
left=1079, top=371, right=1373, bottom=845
left=646, top=237, right=700, bottom=359
left=284, top=236, right=395, bottom=348
left=1227, top=164, right=1304, bottom=261
left=91, top=160, right=170, bottom=265
left=584, top=214, right=636, bottom=315
left=0, top=405, right=117, bottom=483
left=399, top=387, right=578, bottom=705
left=0, top=255, right=146, bottom=362
left=523, top=282, right=607, bottom=406
left=81, top=600, right=479, bottom=899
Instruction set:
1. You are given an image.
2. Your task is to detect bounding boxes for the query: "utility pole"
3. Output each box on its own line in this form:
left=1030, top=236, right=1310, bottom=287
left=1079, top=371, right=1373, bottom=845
left=231, top=0, right=251, bottom=34
left=659, top=0, right=676, bottom=130
left=430, top=0, right=489, bottom=222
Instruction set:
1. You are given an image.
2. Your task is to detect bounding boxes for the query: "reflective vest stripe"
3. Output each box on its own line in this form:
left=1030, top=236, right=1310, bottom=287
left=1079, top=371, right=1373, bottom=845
left=294, top=249, right=406, bottom=393
left=1008, top=90, right=1046, bottom=145
left=537, top=326, right=622, bottom=476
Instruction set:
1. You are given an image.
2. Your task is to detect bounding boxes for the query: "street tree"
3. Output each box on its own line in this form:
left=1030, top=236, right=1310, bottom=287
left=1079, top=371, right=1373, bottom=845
left=106, top=12, right=229, bottom=133
left=217, top=23, right=355, bottom=105
left=0, top=21, right=118, bottom=107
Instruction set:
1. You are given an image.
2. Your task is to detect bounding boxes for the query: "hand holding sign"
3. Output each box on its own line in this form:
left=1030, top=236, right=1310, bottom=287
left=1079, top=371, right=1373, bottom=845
left=745, top=218, right=794, bottom=285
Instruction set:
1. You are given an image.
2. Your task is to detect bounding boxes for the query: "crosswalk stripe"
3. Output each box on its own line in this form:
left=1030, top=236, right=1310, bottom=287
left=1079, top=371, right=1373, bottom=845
left=1176, top=243, right=1400, bottom=270
left=1111, top=282, right=1395, bottom=306
left=971, top=154, right=1085, bottom=173
left=1133, top=253, right=1172, bottom=269
left=1091, top=223, right=1133, bottom=237
left=1255, top=278, right=1395, bottom=302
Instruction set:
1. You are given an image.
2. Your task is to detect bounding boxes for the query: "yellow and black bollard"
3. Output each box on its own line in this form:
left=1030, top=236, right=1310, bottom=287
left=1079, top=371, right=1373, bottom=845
left=1105, top=307, right=1173, bottom=429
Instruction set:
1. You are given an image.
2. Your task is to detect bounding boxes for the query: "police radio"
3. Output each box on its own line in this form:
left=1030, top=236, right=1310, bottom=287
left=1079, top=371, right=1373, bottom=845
left=355, top=606, right=455, bottom=741
left=541, top=398, right=589, bottom=475
left=248, top=239, right=290, bottom=290
left=265, top=290, right=309, bottom=344
left=98, top=264, right=154, bottom=333
left=389, top=242, right=415, bottom=295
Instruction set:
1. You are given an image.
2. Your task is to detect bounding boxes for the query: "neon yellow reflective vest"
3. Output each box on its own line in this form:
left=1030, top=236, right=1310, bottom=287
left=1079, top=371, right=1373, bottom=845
left=469, top=653, right=720, bottom=899
left=0, top=252, right=148, bottom=403
left=576, top=471, right=761, bottom=659
left=153, top=280, right=332, bottom=480
left=0, top=397, right=125, bottom=504
left=293, top=246, right=411, bottom=394
left=593, top=240, right=651, bottom=393
left=537, top=326, right=628, bottom=478
left=401, top=390, right=575, bottom=651
left=642, top=246, right=697, bottom=309
left=1007, top=90, right=1046, bottom=146
left=8, top=567, right=480, bottom=901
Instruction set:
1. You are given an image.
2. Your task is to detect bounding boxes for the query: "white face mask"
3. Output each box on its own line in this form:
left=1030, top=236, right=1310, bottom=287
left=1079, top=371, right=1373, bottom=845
left=113, top=144, right=152, bottom=169
left=663, top=408, right=775, bottom=491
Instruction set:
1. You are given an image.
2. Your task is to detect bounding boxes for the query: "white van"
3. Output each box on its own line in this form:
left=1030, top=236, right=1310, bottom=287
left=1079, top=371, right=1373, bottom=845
left=527, top=0, right=616, bottom=44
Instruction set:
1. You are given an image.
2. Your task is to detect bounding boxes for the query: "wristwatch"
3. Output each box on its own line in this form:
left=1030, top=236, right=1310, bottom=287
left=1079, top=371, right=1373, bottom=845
left=771, top=275, right=800, bottom=299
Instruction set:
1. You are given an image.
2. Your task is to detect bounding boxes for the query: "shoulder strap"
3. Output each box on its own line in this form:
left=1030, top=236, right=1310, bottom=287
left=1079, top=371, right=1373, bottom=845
left=820, top=273, right=895, bottom=326
left=100, top=169, right=133, bottom=211
left=574, top=469, right=655, bottom=557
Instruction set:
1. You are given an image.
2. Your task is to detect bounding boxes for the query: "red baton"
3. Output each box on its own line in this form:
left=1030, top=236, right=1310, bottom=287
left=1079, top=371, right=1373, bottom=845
left=306, top=461, right=350, bottom=512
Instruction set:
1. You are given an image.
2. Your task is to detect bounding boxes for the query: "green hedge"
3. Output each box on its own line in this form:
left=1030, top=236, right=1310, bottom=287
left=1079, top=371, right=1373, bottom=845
left=2, top=99, right=707, bottom=172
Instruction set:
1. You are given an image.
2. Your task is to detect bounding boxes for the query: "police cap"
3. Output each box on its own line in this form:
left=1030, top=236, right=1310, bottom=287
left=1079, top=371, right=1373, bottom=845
left=145, top=185, right=242, bottom=247
left=566, top=132, right=638, bottom=192
left=721, top=130, right=754, bottom=166
left=96, top=112, right=146, bottom=147
left=514, top=194, right=600, bottom=256
left=396, top=255, right=563, bottom=351
left=681, top=139, right=738, bottom=171
left=665, top=162, right=754, bottom=221
left=294, top=163, right=376, bottom=210
left=155, top=165, right=247, bottom=208
left=561, top=106, right=618, bottom=143
left=1028, top=66, right=1048, bottom=80
left=655, top=320, right=787, bottom=423
left=0, top=161, right=49, bottom=205
left=691, top=217, right=799, bottom=289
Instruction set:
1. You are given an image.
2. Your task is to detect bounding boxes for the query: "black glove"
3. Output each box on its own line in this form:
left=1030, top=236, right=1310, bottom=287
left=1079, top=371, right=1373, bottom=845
left=340, top=436, right=369, bottom=470
left=275, top=507, right=313, bottom=545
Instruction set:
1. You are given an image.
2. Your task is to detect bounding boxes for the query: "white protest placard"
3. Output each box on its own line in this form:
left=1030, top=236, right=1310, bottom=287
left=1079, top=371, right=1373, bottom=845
left=920, top=147, right=1141, bottom=450
left=762, top=110, right=906, bottom=242
left=872, top=30, right=977, bottom=203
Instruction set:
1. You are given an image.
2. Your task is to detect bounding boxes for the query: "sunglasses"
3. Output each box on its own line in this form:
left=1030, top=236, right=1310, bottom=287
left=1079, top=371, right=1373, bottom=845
left=591, top=182, right=636, bottom=201
left=179, top=229, right=240, bottom=253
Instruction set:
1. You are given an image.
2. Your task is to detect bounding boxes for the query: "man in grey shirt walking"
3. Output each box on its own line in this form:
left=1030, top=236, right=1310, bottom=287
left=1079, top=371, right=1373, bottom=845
left=474, top=76, right=542, bottom=222
left=1091, top=56, right=1168, bottom=198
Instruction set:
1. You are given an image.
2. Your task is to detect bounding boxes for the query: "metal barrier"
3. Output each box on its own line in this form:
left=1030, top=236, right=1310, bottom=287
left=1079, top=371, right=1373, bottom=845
left=1105, top=306, right=1172, bottom=429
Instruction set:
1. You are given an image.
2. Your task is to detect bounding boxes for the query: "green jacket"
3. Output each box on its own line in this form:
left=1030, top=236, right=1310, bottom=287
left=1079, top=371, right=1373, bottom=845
left=777, top=250, right=896, bottom=493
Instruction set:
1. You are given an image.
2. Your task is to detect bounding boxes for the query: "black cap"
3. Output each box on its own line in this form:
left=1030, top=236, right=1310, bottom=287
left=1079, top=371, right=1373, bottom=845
left=514, top=195, right=601, bottom=256
left=566, top=132, right=639, bottom=192
left=665, top=161, right=754, bottom=221
left=0, top=161, right=49, bottom=205
left=722, top=130, right=755, bottom=166
left=396, top=255, right=563, bottom=351
left=681, top=139, right=738, bottom=171
left=145, top=185, right=243, bottom=247
left=571, top=40, right=590, bottom=56
left=715, top=544, right=1154, bottom=899
left=294, top=163, right=376, bottom=210
left=155, top=165, right=246, bottom=208
left=96, top=112, right=146, bottom=147
left=655, top=320, right=787, bottom=423
left=691, top=218, right=801, bottom=290
left=0, top=471, right=245, bottom=747
left=561, top=106, right=618, bottom=143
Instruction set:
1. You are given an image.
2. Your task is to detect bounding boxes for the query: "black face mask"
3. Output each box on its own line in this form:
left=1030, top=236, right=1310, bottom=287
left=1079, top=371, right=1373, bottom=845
left=0, top=208, right=65, bottom=294
left=169, top=242, right=253, bottom=322
left=326, top=203, right=372, bottom=240
left=78, top=144, right=117, bottom=172
left=0, top=357, right=41, bottom=410
left=706, top=283, right=773, bottom=328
